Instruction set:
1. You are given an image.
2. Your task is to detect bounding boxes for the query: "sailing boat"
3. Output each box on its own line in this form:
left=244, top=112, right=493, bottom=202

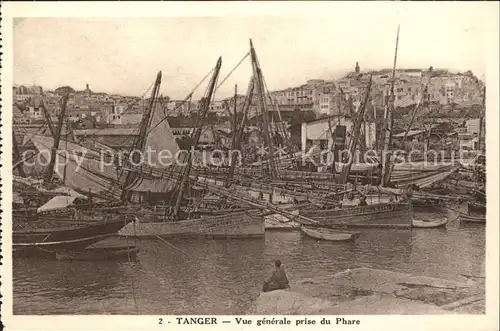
left=13, top=217, right=132, bottom=258
left=115, top=57, right=265, bottom=238
left=24, top=60, right=264, bottom=239
left=13, top=91, right=133, bottom=258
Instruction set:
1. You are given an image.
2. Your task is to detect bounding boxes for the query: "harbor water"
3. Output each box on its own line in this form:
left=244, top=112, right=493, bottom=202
left=13, top=206, right=485, bottom=315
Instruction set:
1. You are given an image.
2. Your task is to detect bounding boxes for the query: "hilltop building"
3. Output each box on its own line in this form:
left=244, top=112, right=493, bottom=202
left=299, top=115, right=378, bottom=153
left=269, top=79, right=342, bottom=116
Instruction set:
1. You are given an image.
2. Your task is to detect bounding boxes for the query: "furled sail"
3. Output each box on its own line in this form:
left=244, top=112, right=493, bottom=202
left=126, top=100, right=182, bottom=193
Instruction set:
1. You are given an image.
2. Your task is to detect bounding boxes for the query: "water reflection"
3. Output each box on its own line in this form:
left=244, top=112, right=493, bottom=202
left=14, top=217, right=485, bottom=314
left=13, top=258, right=130, bottom=314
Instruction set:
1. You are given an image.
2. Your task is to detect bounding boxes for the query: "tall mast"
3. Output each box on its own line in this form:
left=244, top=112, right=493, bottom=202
left=121, top=71, right=162, bottom=202
left=224, top=84, right=239, bottom=188
left=40, top=97, right=56, bottom=138
left=226, top=77, right=255, bottom=187
left=236, top=78, right=254, bottom=150
left=12, top=129, right=26, bottom=178
left=250, top=39, right=278, bottom=180
left=339, top=75, right=372, bottom=184
left=381, top=25, right=400, bottom=186
left=134, top=72, right=163, bottom=153
left=478, top=85, right=485, bottom=151
left=273, top=100, right=288, bottom=141
left=387, top=79, right=429, bottom=178
left=45, top=90, right=69, bottom=182
left=173, top=57, right=223, bottom=219
left=63, top=119, right=70, bottom=184
left=232, top=84, right=239, bottom=135
left=328, top=118, right=338, bottom=176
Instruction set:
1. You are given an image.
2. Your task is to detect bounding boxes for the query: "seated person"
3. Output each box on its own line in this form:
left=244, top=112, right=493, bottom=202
left=262, top=260, right=290, bottom=292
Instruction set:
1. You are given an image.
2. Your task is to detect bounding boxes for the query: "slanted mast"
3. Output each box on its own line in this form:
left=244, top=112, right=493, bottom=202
left=381, top=25, right=400, bottom=187
left=226, top=77, right=255, bottom=187
left=250, top=39, right=279, bottom=180
left=120, top=71, right=163, bottom=201
left=120, top=71, right=183, bottom=201
left=45, top=90, right=70, bottom=182
left=172, top=57, right=223, bottom=219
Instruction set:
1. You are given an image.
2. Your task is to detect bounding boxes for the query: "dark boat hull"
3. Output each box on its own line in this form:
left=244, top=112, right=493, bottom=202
left=13, top=207, right=76, bottom=222
left=468, top=202, right=486, bottom=215
left=302, top=203, right=413, bottom=229
left=459, top=213, right=486, bottom=224
left=472, top=188, right=486, bottom=204
left=13, top=219, right=131, bottom=258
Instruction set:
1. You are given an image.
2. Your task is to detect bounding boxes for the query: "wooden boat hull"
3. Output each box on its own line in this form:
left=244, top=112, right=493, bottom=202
left=118, top=210, right=265, bottom=238
left=301, top=226, right=360, bottom=241
left=459, top=213, right=486, bottom=223
left=13, top=219, right=131, bottom=258
left=412, top=218, right=448, bottom=228
left=467, top=202, right=486, bottom=215
left=264, top=210, right=300, bottom=231
left=55, top=246, right=139, bottom=261
left=302, top=203, right=412, bottom=229
left=341, top=195, right=393, bottom=207
left=13, top=207, right=77, bottom=222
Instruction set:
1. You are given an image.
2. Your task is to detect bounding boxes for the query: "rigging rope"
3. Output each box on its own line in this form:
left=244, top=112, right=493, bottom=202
left=144, top=67, right=215, bottom=136
left=215, top=52, right=250, bottom=92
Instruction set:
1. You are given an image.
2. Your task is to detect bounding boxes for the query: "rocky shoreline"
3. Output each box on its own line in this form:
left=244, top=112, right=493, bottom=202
left=248, top=268, right=485, bottom=314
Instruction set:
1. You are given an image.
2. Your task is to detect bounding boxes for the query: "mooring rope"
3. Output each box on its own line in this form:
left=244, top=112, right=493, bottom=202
left=154, top=235, right=190, bottom=255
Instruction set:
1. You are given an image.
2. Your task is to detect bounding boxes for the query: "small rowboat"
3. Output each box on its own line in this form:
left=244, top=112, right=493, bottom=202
left=301, top=226, right=360, bottom=242
left=412, top=218, right=448, bottom=228
left=458, top=213, right=486, bottom=223
left=55, top=245, right=139, bottom=261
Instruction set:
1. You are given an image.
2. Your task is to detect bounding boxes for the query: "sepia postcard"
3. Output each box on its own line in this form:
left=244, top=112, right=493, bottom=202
left=1, top=1, right=499, bottom=330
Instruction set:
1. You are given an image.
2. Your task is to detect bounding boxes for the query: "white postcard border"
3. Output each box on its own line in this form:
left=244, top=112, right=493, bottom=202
left=1, top=2, right=499, bottom=330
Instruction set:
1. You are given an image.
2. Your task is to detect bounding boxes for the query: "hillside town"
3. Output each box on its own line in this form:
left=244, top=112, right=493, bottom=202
left=14, top=63, right=485, bottom=160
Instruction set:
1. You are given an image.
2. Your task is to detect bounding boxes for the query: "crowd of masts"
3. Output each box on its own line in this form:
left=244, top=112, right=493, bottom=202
left=13, top=29, right=479, bottom=224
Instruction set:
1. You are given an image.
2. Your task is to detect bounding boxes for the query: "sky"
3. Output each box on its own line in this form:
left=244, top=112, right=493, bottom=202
left=13, top=7, right=492, bottom=100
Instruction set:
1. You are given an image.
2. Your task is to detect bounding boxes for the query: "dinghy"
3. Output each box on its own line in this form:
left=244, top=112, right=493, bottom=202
left=412, top=218, right=448, bottom=228
left=458, top=213, right=486, bottom=224
left=301, top=226, right=360, bottom=242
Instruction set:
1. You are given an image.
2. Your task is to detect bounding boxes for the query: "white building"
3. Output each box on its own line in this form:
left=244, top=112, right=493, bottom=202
left=300, top=115, right=377, bottom=153
left=167, top=100, right=194, bottom=116
left=465, top=118, right=485, bottom=135
left=318, top=94, right=335, bottom=115
left=28, top=106, right=43, bottom=119
left=107, top=103, right=143, bottom=125
left=269, top=80, right=341, bottom=115
left=458, top=132, right=478, bottom=151
left=207, top=100, right=227, bottom=115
